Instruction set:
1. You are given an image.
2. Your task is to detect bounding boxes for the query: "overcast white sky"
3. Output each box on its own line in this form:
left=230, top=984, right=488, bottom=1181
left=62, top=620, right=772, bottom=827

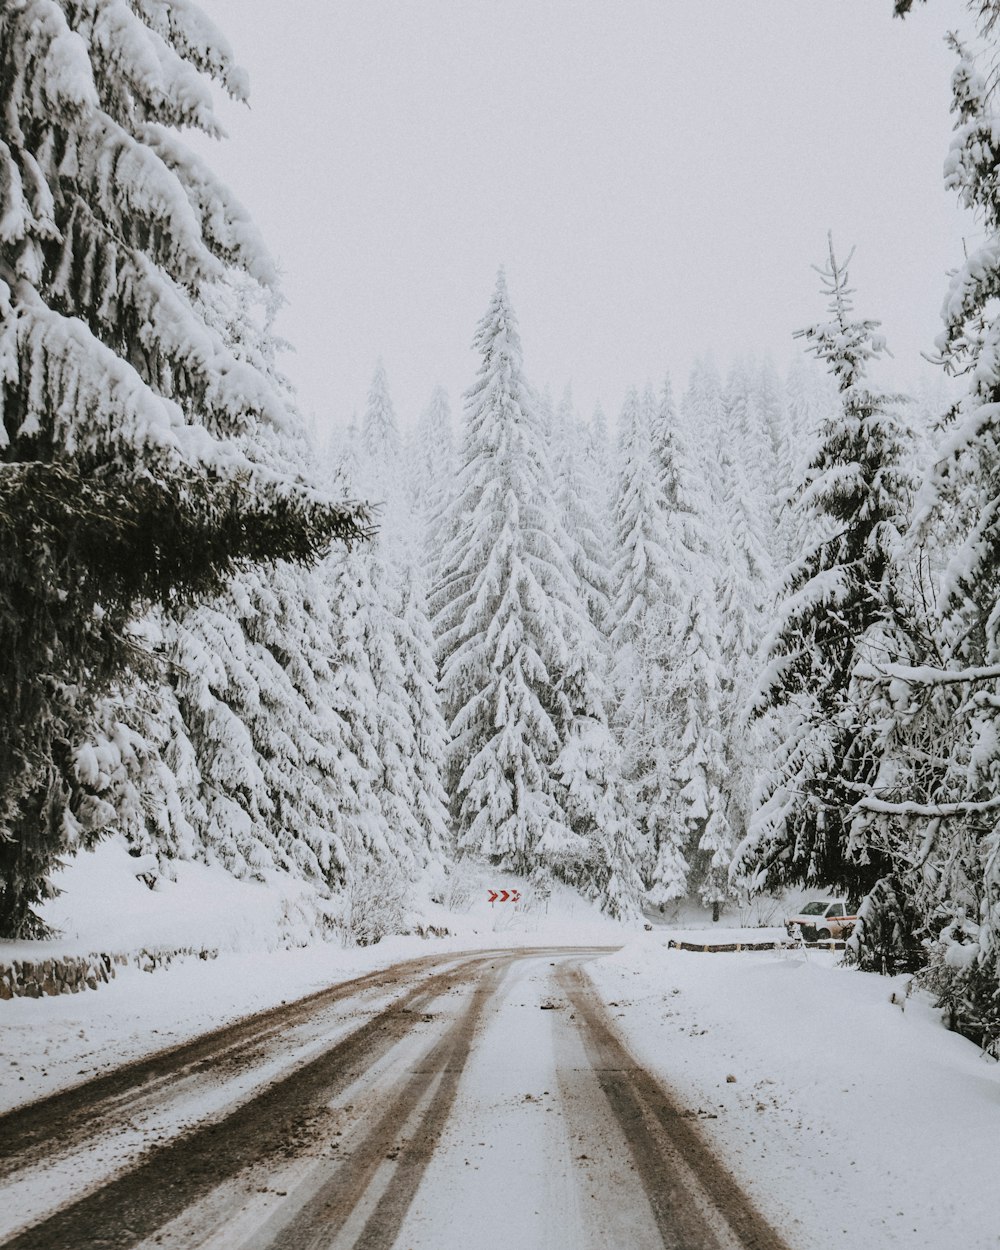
left=194, top=0, right=972, bottom=432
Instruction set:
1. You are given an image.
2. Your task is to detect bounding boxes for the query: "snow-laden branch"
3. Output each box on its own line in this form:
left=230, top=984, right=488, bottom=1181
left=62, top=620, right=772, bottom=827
left=854, top=660, right=1000, bottom=686
left=854, top=795, right=1000, bottom=817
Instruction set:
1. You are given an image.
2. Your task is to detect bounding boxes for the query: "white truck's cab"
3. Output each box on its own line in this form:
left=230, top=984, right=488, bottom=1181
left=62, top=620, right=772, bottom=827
left=785, top=898, right=858, bottom=941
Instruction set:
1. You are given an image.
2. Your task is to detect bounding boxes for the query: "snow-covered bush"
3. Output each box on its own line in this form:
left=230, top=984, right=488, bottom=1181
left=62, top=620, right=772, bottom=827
left=345, top=865, right=410, bottom=947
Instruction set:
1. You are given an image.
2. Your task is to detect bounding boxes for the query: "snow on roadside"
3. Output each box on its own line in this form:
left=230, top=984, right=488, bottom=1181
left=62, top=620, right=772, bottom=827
left=0, top=844, right=627, bottom=1115
left=662, top=926, right=789, bottom=945
left=1, top=837, right=336, bottom=963
left=588, top=936, right=1000, bottom=1250
left=8, top=854, right=995, bottom=1250
left=1, top=941, right=427, bottom=1116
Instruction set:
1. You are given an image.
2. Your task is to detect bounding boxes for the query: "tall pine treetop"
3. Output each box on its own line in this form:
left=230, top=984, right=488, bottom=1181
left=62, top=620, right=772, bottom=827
left=736, top=239, right=912, bottom=899
left=362, top=358, right=401, bottom=465
left=465, top=268, right=532, bottom=441
left=794, top=233, right=889, bottom=393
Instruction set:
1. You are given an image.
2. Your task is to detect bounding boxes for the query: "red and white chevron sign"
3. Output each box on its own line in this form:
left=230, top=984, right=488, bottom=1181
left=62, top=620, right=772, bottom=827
left=487, top=889, right=521, bottom=903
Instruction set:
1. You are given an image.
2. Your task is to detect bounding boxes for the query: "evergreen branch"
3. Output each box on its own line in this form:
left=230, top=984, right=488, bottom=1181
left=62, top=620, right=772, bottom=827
left=853, top=794, right=1000, bottom=817
left=854, top=660, right=1000, bottom=686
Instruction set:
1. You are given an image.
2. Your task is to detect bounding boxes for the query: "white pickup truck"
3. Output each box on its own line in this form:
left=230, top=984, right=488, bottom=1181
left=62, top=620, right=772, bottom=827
left=785, top=898, right=858, bottom=942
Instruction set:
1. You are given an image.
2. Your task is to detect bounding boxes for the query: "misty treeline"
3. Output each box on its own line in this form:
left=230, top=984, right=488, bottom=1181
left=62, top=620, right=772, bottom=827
left=3, top=0, right=1000, bottom=1048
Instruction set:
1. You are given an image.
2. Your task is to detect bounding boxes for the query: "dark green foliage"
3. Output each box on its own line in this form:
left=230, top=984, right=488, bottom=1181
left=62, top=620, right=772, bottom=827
left=921, top=911, right=1000, bottom=1056
left=849, top=875, right=927, bottom=975
left=737, top=241, right=913, bottom=904
left=0, top=1, right=373, bottom=936
left=894, top=0, right=1000, bottom=28
left=0, top=458, right=370, bottom=936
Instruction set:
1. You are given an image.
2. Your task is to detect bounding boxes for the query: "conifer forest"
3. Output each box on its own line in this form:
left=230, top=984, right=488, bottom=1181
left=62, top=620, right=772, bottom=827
left=4, top=0, right=1000, bottom=1067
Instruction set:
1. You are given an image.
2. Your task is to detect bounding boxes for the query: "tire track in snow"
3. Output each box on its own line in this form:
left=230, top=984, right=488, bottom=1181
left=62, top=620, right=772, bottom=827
left=0, top=952, right=461, bottom=1176
left=3, top=947, right=791, bottom=1250
left=0, top=953, right=507, bottom=1250
left=241, top=956, right=513, bottom=1250
left=558, top=959, right=794, bottom=1250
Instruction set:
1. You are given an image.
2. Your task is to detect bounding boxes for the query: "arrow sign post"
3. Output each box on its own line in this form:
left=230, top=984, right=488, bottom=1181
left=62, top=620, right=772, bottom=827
left=488, top=888, right=522, bottom=905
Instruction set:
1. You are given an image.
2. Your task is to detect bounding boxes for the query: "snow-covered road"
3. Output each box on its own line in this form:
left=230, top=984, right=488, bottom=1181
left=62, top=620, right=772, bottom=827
left=0, top=948, right=787, bottom=1250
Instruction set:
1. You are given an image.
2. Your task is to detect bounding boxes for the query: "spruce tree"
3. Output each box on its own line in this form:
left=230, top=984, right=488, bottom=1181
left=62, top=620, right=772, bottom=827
left=553, top=392, right=613, bottom=639
left=699, top=372, right=773, bottom=906
left=610, top=386, right=686, bottom=902
left=362, top=359, right=402, bottom=467
left=734, top=237, right=913, bottom=901
left=545, top=387, right=635, bottom=911
left=782, top=354, right=831, bottom=559
left=395, top=561, right=451, bottom=865
left=408, top=384, right=454, bottom=509
left=431, top=272, right=580, bottom=874
left=853, top=26, right=1000, bottom=1030
left=0, top=1, right=365, bottom=935
left=353, top=365, right=448, bottom=878
left=650, top=379, right=729, bottom=912
left=555, top=716, right=643, bottom=918
left=409, top=384, right=456, bottom=589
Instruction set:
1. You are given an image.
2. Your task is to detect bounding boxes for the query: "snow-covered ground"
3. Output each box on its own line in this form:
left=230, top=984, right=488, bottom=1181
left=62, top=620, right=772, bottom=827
left=592, top=936, right=1000, bottom=1250
left=4, top=848, right=1000, bottom=1248
left=0, top=838, right=624, bottom=1113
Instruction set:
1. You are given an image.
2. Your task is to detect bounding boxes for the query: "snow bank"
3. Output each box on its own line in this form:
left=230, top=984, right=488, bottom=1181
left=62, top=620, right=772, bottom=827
left=590, top=934, right=1000, bottom=1249
left=662, top=926, right=789, bottom=946
left=1, top=836, right=336, bottom=963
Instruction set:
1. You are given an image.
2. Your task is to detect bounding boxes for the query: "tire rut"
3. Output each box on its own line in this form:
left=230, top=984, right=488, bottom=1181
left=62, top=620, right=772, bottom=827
left=244, top=956, right=511, bottom=1250
left=558, top=960, right=794, bottom=1250
left=0, top=953, right=505, bottom=1250
left=0, top=952, right=458, bottom=1175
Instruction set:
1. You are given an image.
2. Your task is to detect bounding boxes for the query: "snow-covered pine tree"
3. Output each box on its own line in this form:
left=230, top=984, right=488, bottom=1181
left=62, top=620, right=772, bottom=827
left=734, top=236, right=913, bottom=903
left=362, top=548, right=434, bottom=878
left=554, top=715, right=643, bottom=918
left=690, top=363, right=774, bottom=901
left=849, top=25, right=1000, bottom=1037
left=325, top=362, right=450, bottom=890
left=361, top=359, right=402, bottom=469
left=755, top=359, right=789, bottom=474
left=353, top=359, right=407, bottom=552
left=59, top=264, right=378, bottom=928
left=77, top=403, right=374, bottom=908
left=681, top=359, right=729, bottom=552
left=649, top=379, right=729, bottom=913
left=781, top=354, right=831, bottom=558
left=323, top=509, right=401, bottom=874
left=585, top=401, right=612, bottom=482
left=170, top=544, right=395, bottom=898
left=408, top=384, right=456, bottom=588
left=669, top=589, right=728, bottom=915
left=543, top=385, right=636, bottom=912
left=408, top=384, right=454, bottom=507
left=535, top=385, right=556, bottom=450
left=67, top=658, right=202, bottom=877
left=553, top=390, right=613, bottom=639
left=0, top=1, right=365, bottom=936
left=431, top=271, right=583, bottom=875
left=351, top=365, right=449, bottom=881
left=610, top=385, right=688, bottom=905
left=723, top=364, right=771, bottom=526
left=395, top=560, right=451, bottom=865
